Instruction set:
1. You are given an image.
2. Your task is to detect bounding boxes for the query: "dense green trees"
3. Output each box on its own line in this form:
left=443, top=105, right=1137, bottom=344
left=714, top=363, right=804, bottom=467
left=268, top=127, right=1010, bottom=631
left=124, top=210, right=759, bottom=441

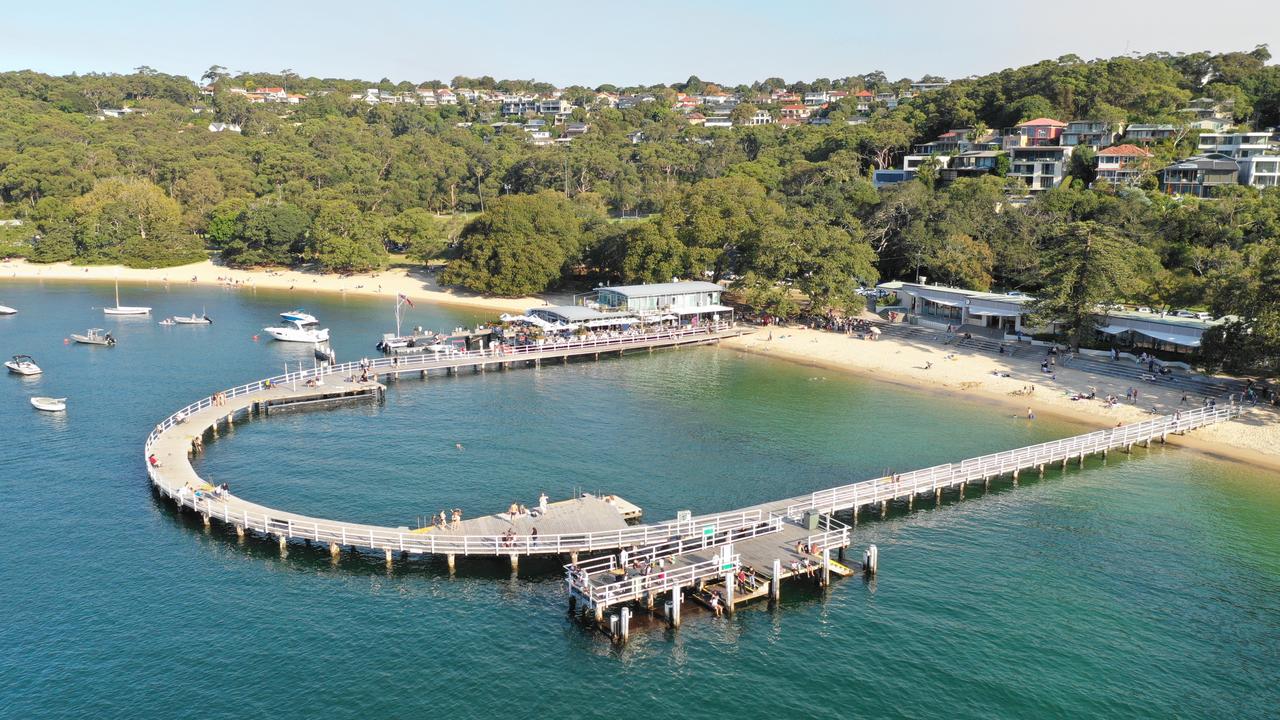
left=441, top=192, right=601, bottom=296
left=0, top=52, right=1279, bottom=367
left=1028, top=222, right=1159, bottom=350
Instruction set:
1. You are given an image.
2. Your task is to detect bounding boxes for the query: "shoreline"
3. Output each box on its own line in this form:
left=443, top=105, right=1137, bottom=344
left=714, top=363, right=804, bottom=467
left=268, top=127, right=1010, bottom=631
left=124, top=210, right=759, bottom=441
left=5, top=258, right=1275, bottom=472
left=721, top=325, right=1280, bottom=473
left=0, top=258, right=561, bottom=315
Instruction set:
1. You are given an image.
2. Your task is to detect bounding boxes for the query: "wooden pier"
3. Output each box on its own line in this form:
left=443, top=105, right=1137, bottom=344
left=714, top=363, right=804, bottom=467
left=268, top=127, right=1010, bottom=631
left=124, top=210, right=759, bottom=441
left=143, top=320, right=1242, bottom=637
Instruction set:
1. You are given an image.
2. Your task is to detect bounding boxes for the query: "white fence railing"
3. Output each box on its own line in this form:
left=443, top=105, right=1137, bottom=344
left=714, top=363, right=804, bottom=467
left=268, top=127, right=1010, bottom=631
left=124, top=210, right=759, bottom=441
left=569, top=554, right=741, bottom=607
left=786, top=404, right=1240, bottom=517
left=144, top=324, right=1241, bottom=562
left=151, top=473, right=777, bottom=557
left=568, top=512, right=781, bottom=576
left=145, top=323, right=734, bottom=448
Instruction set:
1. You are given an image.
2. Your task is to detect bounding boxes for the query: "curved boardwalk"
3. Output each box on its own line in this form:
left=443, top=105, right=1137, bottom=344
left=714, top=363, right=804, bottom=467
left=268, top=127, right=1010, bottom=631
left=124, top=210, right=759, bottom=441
left=145, top=320, right=1243, bottom=630
left=145, top=324, right=763, bottom=564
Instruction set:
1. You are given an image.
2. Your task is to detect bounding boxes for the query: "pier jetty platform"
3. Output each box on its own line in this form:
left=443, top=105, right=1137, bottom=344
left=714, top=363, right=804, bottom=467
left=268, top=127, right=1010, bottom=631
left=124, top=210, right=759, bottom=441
left=143, top=320, right=1242, bottom=638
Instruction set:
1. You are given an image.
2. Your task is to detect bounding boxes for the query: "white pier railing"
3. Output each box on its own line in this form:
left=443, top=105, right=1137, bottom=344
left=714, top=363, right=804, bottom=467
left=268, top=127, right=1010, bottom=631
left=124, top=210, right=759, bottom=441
left=786, top=404, right=1241, bottom=518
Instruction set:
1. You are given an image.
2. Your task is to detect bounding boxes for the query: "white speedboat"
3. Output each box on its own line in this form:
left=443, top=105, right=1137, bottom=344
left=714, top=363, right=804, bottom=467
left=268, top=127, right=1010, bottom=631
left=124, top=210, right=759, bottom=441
left=31, top=397, right=66, bottom=412
left=172, top=313, right=212, bottom=325
left=0, top=305, right=16, bottom=315
left=280, top=309, right=318, bottom=325
left=5, top=355, right=42, bottom=375
left=71, top=328, right=116, bottom=346
left=263, top=319, right=329, bottom=343
left=103, top=278, right=150, bottom=315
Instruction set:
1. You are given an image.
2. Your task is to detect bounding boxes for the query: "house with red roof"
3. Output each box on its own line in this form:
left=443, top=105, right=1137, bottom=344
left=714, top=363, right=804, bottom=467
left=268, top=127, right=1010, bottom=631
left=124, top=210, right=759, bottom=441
left=780, top=104, right=812, bottom=120
left=1005, top=117, right=1067, bottom=148
left=1095, top=144, right=1154, bottom=186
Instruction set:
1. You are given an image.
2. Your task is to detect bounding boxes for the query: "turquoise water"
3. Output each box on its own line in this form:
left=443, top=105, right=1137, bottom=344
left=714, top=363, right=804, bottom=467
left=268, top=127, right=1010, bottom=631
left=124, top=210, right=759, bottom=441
left=1, top=280, right=1277, bottom=719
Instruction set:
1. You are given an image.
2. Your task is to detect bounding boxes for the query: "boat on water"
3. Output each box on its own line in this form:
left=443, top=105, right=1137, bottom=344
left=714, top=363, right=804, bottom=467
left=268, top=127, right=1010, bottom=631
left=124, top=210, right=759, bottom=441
left=31, top=397, right=66, bottom=412
left=314, top=343, right=337, bottom=364
left=103, top=278, right=151, bottom=315
left=374, top=293, right=464, bottom=355
left=280, top=309, right=318, bottom=325
left=71, top=328, right=116, bottom=346
left=5, top=355, right=42, bottom=375
left=158, top=318, right=176, bottom=326
left=263, top=319, right=329, bottom=343
left=0, top=305, right=16, bottom=315
left=172, top=312, right=212, bottom=325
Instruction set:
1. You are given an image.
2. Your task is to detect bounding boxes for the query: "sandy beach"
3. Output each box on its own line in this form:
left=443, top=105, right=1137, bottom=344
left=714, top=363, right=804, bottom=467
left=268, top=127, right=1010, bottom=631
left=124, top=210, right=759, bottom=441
left=721, top=324, right=1280, bottom=472
left=0, top=258, right=564, bottom=315
left=5, top=257, right=1274, bottom=471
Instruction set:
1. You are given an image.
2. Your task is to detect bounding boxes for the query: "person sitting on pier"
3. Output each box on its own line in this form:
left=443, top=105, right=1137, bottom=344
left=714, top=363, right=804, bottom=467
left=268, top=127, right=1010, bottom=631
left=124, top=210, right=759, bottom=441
left=451, top=509, right=462, bottom=529
left=148, top=453, right=161, bottom=468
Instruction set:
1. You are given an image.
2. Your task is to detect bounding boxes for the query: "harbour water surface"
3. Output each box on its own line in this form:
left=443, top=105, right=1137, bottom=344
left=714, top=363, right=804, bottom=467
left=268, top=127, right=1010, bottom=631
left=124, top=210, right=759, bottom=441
left=1, top=280, right=1277, bottom=719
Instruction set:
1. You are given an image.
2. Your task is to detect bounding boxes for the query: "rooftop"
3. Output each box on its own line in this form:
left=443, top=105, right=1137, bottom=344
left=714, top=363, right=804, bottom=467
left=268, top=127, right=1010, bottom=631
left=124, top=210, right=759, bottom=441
left=1098, top=144, right=1153, bottom=157
left=596, top=281, right=723, bottom=298
left=1017, top=117, right=1067, bottom=128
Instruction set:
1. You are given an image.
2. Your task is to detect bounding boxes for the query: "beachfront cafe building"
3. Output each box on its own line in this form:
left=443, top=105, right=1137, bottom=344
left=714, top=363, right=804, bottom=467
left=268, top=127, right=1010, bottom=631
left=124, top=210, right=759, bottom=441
left=590, top=281, right=734, bottom=325
left=878, top=281, right=1034, bottom=336
left=877, top=280, right=1218, bottom=353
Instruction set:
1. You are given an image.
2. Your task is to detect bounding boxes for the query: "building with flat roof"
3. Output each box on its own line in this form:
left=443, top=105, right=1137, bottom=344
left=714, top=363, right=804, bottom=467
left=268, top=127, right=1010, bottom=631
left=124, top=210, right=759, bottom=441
left=877, top=281, right=1220, bottom=351
left=592, top=281, right=732, bottom=322
left=1159, top=154, right=1240, bottom=197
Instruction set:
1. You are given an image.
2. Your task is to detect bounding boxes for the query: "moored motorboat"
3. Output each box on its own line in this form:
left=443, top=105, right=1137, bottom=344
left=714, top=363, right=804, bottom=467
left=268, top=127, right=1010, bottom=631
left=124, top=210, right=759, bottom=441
left=0, top=304, right=16, bottom=315
left=158, top=318, right=176, bottom=326
left=280, top=309, right=318, bottom=325
left=31, top=397, right=66, bottom=412
left=172, top=313, right=212, bottom=325
left=263, top=319, right=329, bottom=343
left=5, top=355, right=42, bottom=375
left=71, top=328, right=116, bottom=346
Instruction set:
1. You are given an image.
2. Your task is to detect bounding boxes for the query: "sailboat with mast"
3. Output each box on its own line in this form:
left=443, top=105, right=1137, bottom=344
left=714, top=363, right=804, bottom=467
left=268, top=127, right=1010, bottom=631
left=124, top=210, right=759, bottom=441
left=103, top=278, right=151, bottom=315
left=375, top=294, right=441, bottom=353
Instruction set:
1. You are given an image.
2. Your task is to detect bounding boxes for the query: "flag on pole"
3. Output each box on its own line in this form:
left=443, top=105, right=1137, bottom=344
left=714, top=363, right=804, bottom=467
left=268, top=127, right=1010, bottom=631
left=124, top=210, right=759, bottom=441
left=398, top=293, right=414, bottom=307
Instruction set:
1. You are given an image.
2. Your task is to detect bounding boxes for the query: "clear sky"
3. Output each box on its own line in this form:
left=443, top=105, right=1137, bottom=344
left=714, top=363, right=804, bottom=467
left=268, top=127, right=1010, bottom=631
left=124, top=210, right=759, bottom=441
left=5, top=0, right=1275, bottom=86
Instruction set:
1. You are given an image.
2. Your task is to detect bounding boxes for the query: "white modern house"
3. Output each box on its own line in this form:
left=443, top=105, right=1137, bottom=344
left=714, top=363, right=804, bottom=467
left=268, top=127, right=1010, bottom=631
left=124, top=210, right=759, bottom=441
left=1008, top=145, right=1074, bottom=192
left=1196, top=132, right=1280, bottom=188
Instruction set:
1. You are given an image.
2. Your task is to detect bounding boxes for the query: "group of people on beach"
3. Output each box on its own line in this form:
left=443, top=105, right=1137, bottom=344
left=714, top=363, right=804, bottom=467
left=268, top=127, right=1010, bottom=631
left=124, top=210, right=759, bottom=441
left=806, top=315, right=876, bottom=336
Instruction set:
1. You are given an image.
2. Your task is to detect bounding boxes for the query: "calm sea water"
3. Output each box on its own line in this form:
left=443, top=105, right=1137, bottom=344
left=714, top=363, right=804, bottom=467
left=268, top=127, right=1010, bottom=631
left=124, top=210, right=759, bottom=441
left=1, top=279, right=1277, bottom=719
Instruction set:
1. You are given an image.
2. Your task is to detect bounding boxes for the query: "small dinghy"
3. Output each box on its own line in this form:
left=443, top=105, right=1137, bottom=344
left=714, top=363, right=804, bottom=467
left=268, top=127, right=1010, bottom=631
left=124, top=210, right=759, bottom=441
left=0, top=304, right=16, bottom=315
left=5, top=355, right=42, bottom=375
left=31, top=397, right=66, bottom=412
left=158, top=318, right=176, bottom=326
left=71, top=328, right=116, bottom=346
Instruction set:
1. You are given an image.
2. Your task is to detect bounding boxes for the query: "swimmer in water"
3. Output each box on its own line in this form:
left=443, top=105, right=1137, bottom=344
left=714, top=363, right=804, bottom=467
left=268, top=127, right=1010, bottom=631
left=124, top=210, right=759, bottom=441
left=455, top=443, right=464, bottom=450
